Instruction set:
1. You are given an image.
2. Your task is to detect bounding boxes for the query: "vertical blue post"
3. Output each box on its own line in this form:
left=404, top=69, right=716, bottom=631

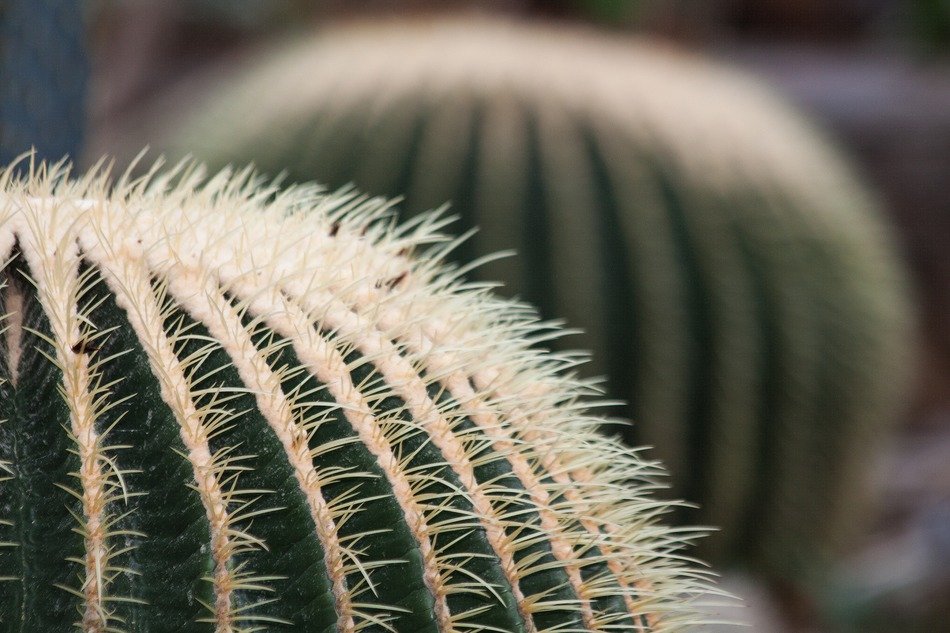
left=0, top=0, right=89, bottom=168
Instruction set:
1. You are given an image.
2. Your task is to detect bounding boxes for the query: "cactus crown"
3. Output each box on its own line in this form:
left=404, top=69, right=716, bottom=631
left=0, top=159, right=719, bottom=632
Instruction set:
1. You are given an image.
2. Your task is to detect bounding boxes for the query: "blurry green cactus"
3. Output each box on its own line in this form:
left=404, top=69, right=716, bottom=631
left=0, top=160, right=718, bottom=631
left=138, top=18, right=913, bottom=583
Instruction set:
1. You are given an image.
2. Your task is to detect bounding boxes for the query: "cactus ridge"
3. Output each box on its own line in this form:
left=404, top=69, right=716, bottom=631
left=0, top=160, right=717, bottom=632
left=149, top=18, right=913, bottom=577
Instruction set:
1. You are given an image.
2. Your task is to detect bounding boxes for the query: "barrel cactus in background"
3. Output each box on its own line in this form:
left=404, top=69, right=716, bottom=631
left=0, top=0, right=89, bottom=166
left=131, top=18, right=914, bottom=584
left=0, top=159, right=719, bottom=631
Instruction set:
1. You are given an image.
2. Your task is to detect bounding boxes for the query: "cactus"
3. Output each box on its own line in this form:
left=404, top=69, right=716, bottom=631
left=138, top=18, right=914, bottom=582
left=0, top=159, right=718, bottom=632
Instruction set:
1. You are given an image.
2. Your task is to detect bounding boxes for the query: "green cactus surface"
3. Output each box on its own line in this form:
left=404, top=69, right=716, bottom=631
left=0, top=159, right=719, bottom=632
left=139, top=18, right=914, bottom=581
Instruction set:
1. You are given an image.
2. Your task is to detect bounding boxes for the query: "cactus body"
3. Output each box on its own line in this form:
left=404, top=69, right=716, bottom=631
left=0, top=161, right=715, bottom=632
left=142, top=19, right=913, bottom=580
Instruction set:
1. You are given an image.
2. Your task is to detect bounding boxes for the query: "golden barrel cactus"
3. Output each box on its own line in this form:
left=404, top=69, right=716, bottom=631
left=0, top=160, right=717, bottom=632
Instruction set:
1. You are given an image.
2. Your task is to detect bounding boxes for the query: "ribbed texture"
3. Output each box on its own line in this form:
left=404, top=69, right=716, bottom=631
left=141, top=18, right=914, bottom=580
left=0, top=161, right=718, bottom=632
left=0, top=0, right=88, bottom=166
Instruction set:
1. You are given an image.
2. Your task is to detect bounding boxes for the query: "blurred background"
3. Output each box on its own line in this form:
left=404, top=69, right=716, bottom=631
left=4, top=1, right=949, bottom=631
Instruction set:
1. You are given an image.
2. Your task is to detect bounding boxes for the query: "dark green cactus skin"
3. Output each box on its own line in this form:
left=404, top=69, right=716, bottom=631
left=0, top=163, right=716, bottom=632
left=144, top=19, right=914, bottom=582
left=0, top=0, right=88, bottom=167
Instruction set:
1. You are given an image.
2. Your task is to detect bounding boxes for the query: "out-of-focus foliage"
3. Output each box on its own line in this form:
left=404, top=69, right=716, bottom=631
left=180, top=0, right=301, bottom=30
left=553, top=0, right=645, bottom=24
left=910, top=0, right=950, bottom=53
left=0, top=0, right=88, bottom=166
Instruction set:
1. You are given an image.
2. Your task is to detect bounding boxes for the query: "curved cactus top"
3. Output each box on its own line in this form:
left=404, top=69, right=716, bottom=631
left=0, top=159, right=720, bottom=632
left=151, top=16, right=882, bottom=213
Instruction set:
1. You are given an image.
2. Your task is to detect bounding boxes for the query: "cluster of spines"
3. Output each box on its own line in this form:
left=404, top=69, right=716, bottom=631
left=143, top=18, right=913, bottom=575
left=0, top=159, right=717, bottom=632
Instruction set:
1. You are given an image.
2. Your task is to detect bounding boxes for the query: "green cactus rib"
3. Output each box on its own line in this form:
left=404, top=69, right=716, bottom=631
left=0, top=160, right=718, bottom=632
left=143, top=18, right=913, bottom=578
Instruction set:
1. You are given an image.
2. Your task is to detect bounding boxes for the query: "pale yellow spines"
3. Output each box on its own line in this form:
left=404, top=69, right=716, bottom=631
left=0, top=159, right=724, bottom=631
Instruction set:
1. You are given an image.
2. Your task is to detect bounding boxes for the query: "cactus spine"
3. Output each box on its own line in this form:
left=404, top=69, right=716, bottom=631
left=143, top=18, right=913, bottom=581
left=0, top=160, right=716, bottom=632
